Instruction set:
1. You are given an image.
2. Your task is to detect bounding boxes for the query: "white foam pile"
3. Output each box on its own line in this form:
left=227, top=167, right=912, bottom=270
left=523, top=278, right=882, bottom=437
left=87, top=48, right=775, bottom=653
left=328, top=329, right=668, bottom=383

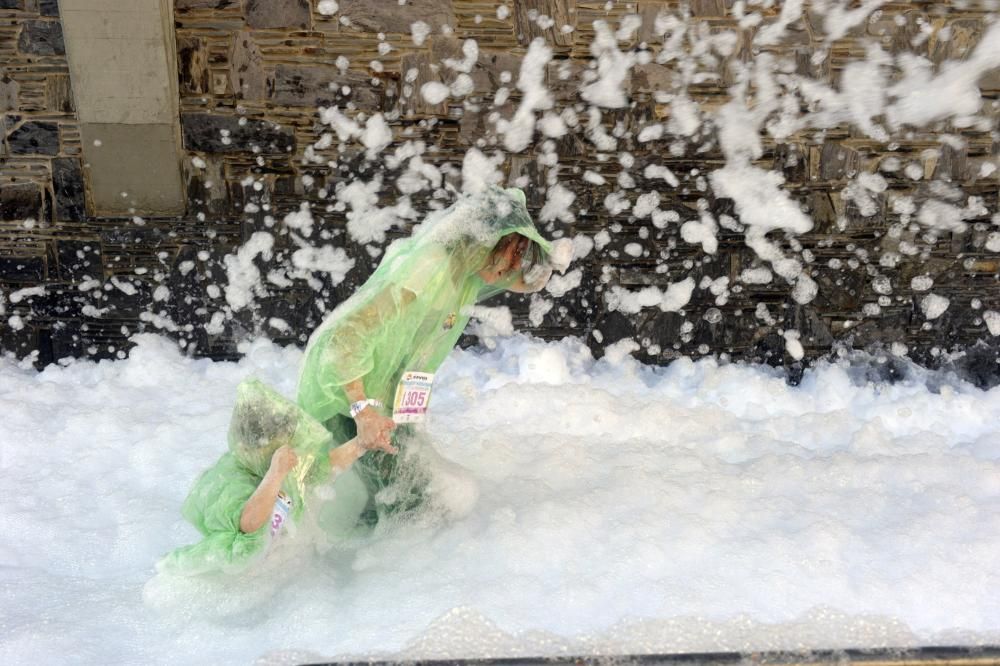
left=1, top=334, right=998, bottom=664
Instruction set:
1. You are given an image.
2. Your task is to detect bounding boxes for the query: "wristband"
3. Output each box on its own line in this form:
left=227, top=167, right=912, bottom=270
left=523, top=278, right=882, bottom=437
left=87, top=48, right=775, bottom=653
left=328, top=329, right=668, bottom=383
left=350, top=399, right=383, bottom=418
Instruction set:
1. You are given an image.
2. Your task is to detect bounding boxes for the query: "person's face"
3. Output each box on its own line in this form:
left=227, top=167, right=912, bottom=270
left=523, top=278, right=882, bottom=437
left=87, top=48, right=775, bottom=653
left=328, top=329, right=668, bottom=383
left=479, top=234, right=529, bottom=284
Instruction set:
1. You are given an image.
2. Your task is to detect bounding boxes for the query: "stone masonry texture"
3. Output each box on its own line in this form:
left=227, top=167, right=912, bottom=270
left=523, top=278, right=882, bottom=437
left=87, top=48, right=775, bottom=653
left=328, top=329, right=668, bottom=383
left=1, top=1, right=999, bottom=385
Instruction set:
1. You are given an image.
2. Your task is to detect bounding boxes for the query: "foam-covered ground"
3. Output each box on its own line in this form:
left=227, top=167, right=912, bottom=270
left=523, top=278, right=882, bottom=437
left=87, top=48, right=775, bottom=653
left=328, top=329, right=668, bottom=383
left=1, top=334, right=998, bottom=665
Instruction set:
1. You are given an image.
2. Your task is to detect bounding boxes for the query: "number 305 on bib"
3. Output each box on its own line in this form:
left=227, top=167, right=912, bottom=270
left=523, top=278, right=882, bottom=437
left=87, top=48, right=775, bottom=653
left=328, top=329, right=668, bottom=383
left=392, top=371, right=435, bottom=424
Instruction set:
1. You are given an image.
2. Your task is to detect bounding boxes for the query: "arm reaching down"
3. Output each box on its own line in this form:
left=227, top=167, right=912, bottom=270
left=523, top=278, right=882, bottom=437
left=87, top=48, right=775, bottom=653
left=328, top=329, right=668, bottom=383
left=328, top=437, right=366, bottom=472
left=343, top=377, right=398, bottom=454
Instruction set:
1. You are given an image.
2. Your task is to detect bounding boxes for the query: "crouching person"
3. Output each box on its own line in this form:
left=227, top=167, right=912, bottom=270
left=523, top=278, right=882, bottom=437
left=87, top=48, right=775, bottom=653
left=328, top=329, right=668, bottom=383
left=155, top=379, right=388, bottom=576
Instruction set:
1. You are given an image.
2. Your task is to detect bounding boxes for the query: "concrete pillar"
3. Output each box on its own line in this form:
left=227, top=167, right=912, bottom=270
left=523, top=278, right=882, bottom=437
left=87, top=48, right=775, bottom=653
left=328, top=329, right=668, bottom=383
left=59, top=0, right=185, bottom=216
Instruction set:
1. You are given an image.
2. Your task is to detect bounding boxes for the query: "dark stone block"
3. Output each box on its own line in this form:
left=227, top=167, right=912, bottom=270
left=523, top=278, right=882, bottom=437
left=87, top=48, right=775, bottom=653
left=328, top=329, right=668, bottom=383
left=98, top=278, right=155, bottom=318
left=934, top=143, right=967, bottom=182
left=185, top=162, right=229, bottom=218
left=181, top=113, right=295, bottom=154
left=953, top=342, right=1000, bottom=390
left=45, top=73, right=74, bottom=113
left=749, top=331, right=787, bottom=367
left=177, top=0, right=237, bottom=8
left=41, top=177, right=54, bottom=226
left=52, top=157, right=86, bottom=221
left=0, top=73, right=17, bottom=112
left=774, top=143, right=807, bottom=182
left=638, top=310, right=686, bottom=351
left=243, top=0, right=310, bottom=29
left=515, top=1, right=576, bottom=47
left=54, top=239, right=101, bottom=281
left=22, top=286, right=88, bottom=318
left=0, top=316, right=37, bottom=362
left=845, top=310, right=912, bottom=348
left=177, top=36, right=211, bottom=95
left=7, top=121, right=60, bottom=155
left=257, top=288, right=314, bottom=333
left=339, top=0, right=455, bottom=34
left=818, top=142, right=860, bottom=181
left=629, top=64, right=670, bottom=96
left=40, top=0, right=59, bottom=16
left=48, top=323, right=130, bottom=363
left=3, top=113, right=21, bottom=132
left=0, top=1, right=25, bottom=9
left=0, top=255, right=45, bottom=282
left=553, top=129, right=587, bottom=159
left=929, top=18, right=982, bottom=64
left=270, top=65, right=381, bottom=111
left=593, top=310, right=637, bottom=351
left=790, top=306, right=835, bottom=346
left=18, top=20, right=65, bottom=56
left=270, top=64, right=339, bottom=107
left=806, top=191, right=838, bottom=234
left=690, top=0, right=727, bottom=16
left=795, top=48, right=830, bottom=79
left=0, top=182, right=42, bottom=220
left=229, top=30, right=267, bottom=100
left=99, top=226, right=171, bottom=248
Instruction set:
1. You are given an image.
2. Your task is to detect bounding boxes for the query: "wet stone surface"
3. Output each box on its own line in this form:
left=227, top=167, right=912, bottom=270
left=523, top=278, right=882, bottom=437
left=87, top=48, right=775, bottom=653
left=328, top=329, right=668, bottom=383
left=17, top=19, right=65, bottom=56
left=270, top=65, right=382, bottom=111
left=243, top=0, right=310, bottom=30
left=0, top=256, right=45, bottom=282
left=0, top=74, right=18, bottom=112
left=181, top=113, right=295, bottom=154
left=176, top=0, right=238, bottom=8
left=7, top=120, right=60, bottom=155
left=337, top=0, right=456, bottom=34
left=52, top=157, right=86, bottom=222
left=53, top=239, right=102, bottom=282
left=0, top=182, right=42, bottom=221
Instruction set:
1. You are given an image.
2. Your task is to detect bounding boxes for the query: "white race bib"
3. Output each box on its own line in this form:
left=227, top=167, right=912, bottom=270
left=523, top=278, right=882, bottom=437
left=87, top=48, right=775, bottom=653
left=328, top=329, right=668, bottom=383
left=269, top=491, right=292, bottom=538
left=392, top=371, right=435, bottom=424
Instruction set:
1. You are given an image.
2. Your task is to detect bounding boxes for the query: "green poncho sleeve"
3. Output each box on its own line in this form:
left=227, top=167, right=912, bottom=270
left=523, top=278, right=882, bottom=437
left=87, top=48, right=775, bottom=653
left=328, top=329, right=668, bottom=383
left=156, top=452, right=268, bottom=576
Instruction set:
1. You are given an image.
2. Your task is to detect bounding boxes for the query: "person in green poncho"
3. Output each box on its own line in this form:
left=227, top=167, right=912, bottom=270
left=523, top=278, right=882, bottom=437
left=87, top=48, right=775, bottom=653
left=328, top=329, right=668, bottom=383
left=158, top=186, right=569, bottom=576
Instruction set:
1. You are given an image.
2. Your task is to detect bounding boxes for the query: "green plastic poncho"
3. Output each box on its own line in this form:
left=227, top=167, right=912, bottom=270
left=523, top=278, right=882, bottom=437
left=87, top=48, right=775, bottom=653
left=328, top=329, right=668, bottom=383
left=156, top=380, right=368, bottom=576
left=297, top=186, right=552, bottom=424
left=159, top=186, right=554, bottom=575
left=297, top=186, right=553, bottom=510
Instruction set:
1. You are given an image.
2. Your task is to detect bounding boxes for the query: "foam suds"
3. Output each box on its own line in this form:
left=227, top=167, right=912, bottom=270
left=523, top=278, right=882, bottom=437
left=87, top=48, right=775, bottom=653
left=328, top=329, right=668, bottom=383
left=1, top=334, right=997, bottom=664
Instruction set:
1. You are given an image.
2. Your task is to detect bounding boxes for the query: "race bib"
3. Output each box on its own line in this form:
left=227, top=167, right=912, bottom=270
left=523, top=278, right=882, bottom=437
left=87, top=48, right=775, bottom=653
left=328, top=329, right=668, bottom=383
left=269, top=491, right=292, bottom=538
left=392, top=371, right=435, bottom=424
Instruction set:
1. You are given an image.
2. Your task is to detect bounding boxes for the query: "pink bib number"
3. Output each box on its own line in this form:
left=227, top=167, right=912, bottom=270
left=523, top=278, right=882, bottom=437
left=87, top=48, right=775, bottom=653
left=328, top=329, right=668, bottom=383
left=269, top=492, right=292, bottom=538
left=392, top=371, right=435, bottom=424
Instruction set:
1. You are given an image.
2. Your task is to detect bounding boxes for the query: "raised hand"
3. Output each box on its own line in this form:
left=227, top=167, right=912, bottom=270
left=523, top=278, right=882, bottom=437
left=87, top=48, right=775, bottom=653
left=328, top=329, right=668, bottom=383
left=355, top=408, right=399, bottom=455
left=270, top=444, right=299, bottom=476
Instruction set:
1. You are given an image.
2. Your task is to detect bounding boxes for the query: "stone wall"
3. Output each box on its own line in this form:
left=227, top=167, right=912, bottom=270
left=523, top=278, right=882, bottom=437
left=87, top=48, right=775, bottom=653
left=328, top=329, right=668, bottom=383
left=2, top=0, right=1000, bottom=384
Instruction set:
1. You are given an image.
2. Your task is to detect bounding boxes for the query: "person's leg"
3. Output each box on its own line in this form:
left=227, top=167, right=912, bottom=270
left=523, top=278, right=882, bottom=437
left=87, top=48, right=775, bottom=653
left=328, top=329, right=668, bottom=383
left=354, top=424, right=430, bottom=520
left=239, top=445, right=298, bottom=533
